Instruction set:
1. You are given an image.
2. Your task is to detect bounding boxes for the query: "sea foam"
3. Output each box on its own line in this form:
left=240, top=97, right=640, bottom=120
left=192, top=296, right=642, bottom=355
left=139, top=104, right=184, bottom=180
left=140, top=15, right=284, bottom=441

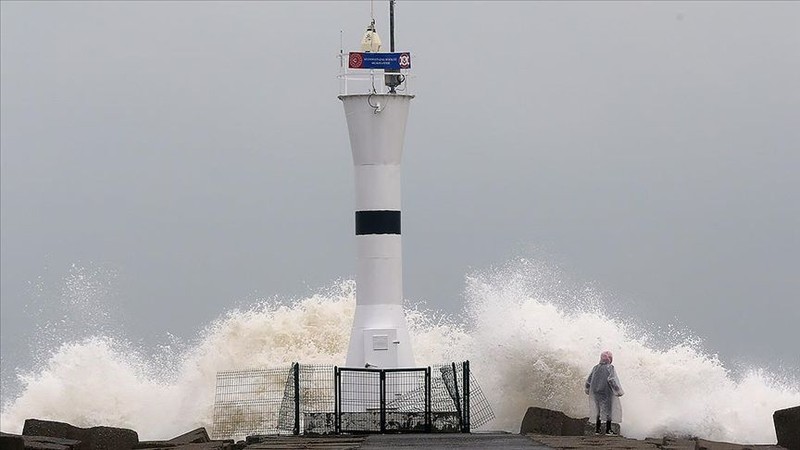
left=1, top=259, right=797, bottom=442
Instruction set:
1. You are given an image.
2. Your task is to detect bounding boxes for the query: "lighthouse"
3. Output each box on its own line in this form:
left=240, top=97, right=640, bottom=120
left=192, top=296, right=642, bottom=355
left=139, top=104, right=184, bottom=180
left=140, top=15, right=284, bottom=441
left=339, top=2, right=415, bottom=368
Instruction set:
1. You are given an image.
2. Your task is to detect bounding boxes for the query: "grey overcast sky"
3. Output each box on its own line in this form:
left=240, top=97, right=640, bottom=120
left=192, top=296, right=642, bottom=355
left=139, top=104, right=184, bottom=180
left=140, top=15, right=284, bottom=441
left=2, top=1, right=799, bottom=396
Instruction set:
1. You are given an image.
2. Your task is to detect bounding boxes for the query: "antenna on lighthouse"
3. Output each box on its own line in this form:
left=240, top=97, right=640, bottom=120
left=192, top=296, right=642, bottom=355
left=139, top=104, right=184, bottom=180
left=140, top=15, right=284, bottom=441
left=389, top=0, right=395, bottom=52
left=385, top=0, right=403, bottom=93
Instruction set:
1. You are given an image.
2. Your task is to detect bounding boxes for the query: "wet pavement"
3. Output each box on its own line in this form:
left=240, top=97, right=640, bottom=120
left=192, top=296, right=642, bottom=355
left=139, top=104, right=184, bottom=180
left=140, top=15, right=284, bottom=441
left=360, top=432, right=551, bottom=449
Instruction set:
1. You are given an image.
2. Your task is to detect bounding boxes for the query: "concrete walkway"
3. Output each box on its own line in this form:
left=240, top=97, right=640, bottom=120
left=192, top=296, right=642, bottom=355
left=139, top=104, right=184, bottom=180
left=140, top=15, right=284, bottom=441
left=361, top=432, right=551, bottom=449
left=528, top=434, right=661, bottom=449
left=224, top=432, right=788, bottom=450
left=526, top=434, right=787, bottom=450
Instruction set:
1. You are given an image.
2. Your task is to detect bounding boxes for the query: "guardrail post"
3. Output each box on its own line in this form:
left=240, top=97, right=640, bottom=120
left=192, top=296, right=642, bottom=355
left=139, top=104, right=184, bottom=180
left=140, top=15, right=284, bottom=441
left=379, top=370, right=386, bottom=433
left=451, top=362, right=463, bottom=431
left=463, top=360, right=470, bottom=433
left=334, top=366, right=341, bottom=434
left=425, top=366, right=432, bottom=432
left=293, top=363, right=300, bottom=435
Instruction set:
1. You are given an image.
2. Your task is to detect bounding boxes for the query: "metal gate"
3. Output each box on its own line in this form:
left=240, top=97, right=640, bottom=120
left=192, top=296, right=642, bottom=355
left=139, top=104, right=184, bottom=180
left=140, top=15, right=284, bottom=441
left=335, top=366, right=431, bottom=433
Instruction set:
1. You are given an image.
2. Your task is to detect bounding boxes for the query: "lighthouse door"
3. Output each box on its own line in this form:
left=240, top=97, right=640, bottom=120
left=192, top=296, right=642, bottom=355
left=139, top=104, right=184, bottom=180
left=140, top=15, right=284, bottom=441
left=363, top=328, right=398, bottom=368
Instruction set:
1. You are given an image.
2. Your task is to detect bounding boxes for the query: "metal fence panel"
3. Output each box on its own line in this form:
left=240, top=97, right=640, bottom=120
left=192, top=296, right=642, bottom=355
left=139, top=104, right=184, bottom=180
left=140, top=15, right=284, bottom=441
left=212, top=361, right=493, bottom=439
left=384, top=369, right=429, bottom=432
left=336, top=368, right=382, bottom=433
left=212, top=366, right=295, bottom=439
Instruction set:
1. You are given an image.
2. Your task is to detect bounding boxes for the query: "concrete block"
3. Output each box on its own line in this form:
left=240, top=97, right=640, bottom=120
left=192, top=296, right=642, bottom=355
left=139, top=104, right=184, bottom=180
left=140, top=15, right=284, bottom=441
left=519, top=407, right=586, bottom=436
left=0, top=433, right=25, bottom=450
left=19, top=435, right=83, bottom=450
left=167, top=429, right=210, bottom=445
left=774, top=405, right=800, bottom=450
left=22, top=419, right=138, bottom=450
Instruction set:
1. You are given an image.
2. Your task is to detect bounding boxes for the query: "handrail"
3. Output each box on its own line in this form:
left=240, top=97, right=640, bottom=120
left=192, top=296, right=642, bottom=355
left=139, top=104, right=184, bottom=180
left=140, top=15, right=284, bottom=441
left=337, top=69, right=415, bottom=96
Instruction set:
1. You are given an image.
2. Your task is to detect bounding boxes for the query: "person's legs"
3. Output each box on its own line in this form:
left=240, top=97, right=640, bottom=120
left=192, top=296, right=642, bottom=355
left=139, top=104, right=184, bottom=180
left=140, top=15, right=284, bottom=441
left=592, top=396, right=603, bottom=433
left=599, top=393, right=614, bottom=434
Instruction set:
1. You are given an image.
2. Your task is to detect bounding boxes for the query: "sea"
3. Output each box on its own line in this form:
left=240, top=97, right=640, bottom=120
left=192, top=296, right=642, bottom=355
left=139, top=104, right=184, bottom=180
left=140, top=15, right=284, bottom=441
left=1, top=258, right=798, bottom=443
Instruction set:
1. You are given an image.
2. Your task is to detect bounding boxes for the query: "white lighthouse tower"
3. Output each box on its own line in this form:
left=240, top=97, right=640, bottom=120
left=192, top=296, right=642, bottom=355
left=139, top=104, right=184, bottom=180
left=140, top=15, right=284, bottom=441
left=340, top=2, right=415, bottom=368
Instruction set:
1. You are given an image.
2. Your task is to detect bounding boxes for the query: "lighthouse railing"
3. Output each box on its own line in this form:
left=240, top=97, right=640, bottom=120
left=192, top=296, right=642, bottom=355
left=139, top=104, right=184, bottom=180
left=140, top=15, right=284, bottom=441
left=337, top=68, right=414, bottom=96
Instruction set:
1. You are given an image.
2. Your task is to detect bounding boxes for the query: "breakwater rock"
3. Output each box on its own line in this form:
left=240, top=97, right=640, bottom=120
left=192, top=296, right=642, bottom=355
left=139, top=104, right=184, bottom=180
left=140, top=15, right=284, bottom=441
left=773, top=406, right=799, bottom=450
left=6, top=421, right=362, bottom=450
left=519, top=407, right=620, bottom=436
left=7, top=421, right=236, bottom=450
left=22, top=419, right=138, bottom=450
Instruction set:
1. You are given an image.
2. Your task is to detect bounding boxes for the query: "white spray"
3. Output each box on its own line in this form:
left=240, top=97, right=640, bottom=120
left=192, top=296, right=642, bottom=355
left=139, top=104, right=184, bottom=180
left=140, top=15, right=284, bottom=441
left=1, top=259, right=797, bottom=443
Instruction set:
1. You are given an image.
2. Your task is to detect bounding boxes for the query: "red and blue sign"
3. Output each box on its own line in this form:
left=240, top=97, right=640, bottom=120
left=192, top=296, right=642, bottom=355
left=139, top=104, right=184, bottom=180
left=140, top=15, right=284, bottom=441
left=349, top=52, right=411, bottom=70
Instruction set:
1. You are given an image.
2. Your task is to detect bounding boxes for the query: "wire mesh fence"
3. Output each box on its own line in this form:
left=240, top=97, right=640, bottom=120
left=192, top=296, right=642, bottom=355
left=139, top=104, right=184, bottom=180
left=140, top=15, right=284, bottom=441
left=431, top=361, right=495, bottom=431
left=211, top=361, right=493, bottom=439
left=212, top=365, right=295, bottom=439
left=334, top=367, right=431, bottom=433
left=384, top=368, right=430, bottom=432
left=336, top=368, right=383, bottom=433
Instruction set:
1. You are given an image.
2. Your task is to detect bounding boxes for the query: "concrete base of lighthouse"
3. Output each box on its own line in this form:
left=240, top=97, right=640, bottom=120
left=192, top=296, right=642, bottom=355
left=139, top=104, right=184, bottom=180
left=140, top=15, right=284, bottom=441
left=345, top=304, right=415, bottom=368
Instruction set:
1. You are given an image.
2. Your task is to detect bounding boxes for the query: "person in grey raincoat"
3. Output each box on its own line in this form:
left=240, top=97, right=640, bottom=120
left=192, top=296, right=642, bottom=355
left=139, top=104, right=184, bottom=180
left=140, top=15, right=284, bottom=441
left=585, top=350, right=624, bottom=435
